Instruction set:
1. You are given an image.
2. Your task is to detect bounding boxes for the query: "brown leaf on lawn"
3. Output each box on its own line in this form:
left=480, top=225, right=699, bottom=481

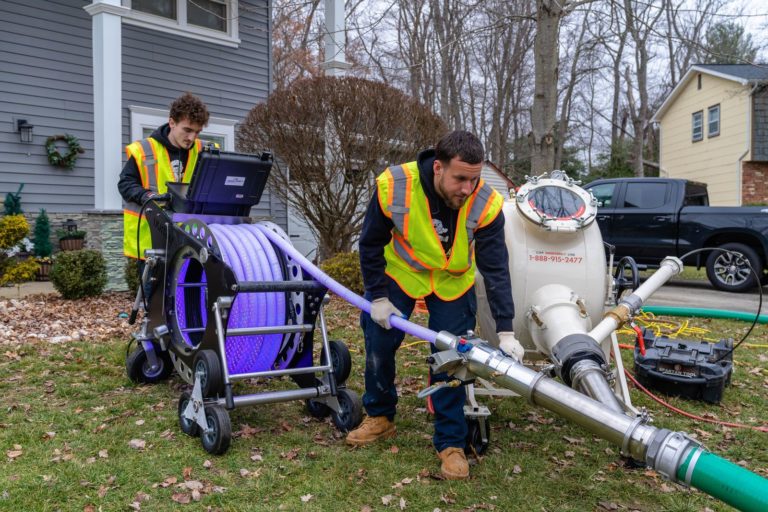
left=98, top=450, right=108, bottom=459
left=42, top=431, right=56, bottom=440
left=83, top=505, right=96, bottom=512
left=128, top=439, right=146, bottom=450
left=563, top=436, right=584, bottom=444
left=301, top=494, right=313, bottom=503
left=181, top=480, right=204, bottom=491
left=389, top=445, right=399, bottom=454
left=281, top=448, right=300, bottom=460
left=159, top=477, right=178, bottom=488
left=6, top=449, right=22, bottom=460
left=191, top=489, right=201, bottom=501
left=399, top=497, right=406, bottom=510
left=361, top=506, right=373, bottom=512
left=183, top=466, right=193, bottom=480
left=171, top=493, right=191, bottom=504
left=512, top=465, right=522, bottom=474
left=203, top=460, right=212, bottom=469
left=381, top=494, right=395, bottom=505
left=98, top=485, right=108, bottom=498
left=564, top=451, right=575, bottom=458
left=598, top=501, right=619, bottom=510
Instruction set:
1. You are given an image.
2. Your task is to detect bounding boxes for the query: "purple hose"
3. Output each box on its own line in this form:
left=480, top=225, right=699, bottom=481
left=208, top=224, right=283, bottom=374
left=254, top=223, right=438, bottom=344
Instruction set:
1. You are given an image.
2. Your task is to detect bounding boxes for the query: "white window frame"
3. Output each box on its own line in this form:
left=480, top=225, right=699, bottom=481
left=692, top=110, right=703, bottom=142
left=121, top=0, right=240, bottom=48
left=708, top=104, right=720, bottom=137
left=130, top=105, right=236, bottom=151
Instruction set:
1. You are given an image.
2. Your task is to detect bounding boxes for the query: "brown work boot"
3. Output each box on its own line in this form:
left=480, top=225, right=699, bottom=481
left=437, top=447, right=469, bottom=480
left=345, top=416, right=396, bottom=446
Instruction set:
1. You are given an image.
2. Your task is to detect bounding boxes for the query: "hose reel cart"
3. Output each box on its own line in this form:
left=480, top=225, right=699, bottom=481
left=126, top=148, right=363, bottom=454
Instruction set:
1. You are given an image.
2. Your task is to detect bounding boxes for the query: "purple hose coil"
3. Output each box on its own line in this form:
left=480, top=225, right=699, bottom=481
left=208, top=224, right=285, bottom=374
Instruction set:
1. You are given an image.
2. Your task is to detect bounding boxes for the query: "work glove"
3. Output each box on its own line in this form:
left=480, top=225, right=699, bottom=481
left=370, top=297, right=404, bottom=330
left=498, top=331, right=524, bottom=361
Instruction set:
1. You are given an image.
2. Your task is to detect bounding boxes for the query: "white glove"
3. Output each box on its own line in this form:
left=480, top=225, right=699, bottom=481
left=498, top=331, right=524, bottom=361
left=370, top=298, right=404, bottom=330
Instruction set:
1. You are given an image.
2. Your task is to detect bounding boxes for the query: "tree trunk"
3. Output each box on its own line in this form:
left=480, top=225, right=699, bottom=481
left=530, top=0, right=563, bottom=174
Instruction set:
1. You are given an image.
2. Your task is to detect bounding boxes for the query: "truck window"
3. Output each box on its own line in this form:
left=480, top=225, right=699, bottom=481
left=684, top=182, right=709, bottom=206
left=588, top=183, right=615, bottom=207
left=623, top=182, right=667, bottom=209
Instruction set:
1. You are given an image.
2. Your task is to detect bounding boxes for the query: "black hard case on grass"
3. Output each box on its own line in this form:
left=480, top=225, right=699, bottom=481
left=633, top=328, right=733, bottom=404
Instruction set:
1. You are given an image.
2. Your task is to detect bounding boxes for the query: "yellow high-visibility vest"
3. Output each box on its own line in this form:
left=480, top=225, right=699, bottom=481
left=122, top=138, right=202, bottom=259
left=376, top=160, right=504, bottom=300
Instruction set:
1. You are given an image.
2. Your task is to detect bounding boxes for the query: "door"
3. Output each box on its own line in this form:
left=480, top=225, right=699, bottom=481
left=585, top=181, right=619, bottom=243
left=610, top=181, right=677, bottom=263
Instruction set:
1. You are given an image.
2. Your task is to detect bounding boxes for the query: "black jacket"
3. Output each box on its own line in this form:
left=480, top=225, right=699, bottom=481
left=117, top=124, right=191, bottom=205
left=359, top=149, right=514, bottom=331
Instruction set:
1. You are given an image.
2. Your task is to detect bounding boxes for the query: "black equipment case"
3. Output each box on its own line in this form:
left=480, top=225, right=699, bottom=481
left=633, top=328, right=733, bottom=404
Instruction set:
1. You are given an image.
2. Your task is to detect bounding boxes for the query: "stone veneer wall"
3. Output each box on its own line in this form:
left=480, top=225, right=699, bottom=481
left=21, top=210, right=127, bottom=291
left=742, top=161, right=768, bottom=206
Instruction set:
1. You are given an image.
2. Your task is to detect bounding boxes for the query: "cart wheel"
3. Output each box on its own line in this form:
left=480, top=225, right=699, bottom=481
left=465, top=418, right=490, bottom=456
left=331, top=388, right=363, bottom=433
left=178, top=391, right=200, bottom=437
left=193, top=350, right=224, bottom=398
left=305, top=398, right=332, bottom=419
left=200, top=404, right=231, bottom=455
left=323, top=340, right=352, bottom=385
left=126, top=345, right=173, bottom=384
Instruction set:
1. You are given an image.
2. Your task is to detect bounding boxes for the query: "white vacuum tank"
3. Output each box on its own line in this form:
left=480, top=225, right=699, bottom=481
left=476, top=171, right=608, bottom=360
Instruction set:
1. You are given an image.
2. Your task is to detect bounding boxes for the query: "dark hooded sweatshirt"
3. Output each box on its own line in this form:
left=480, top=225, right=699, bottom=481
left=358, top=149, right=514, bottom=331
left=117, top=124, right=190, bottom=205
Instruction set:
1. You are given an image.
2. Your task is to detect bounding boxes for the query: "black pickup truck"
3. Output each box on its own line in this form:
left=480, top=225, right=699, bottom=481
left=583, top=178, right=768, bottom=292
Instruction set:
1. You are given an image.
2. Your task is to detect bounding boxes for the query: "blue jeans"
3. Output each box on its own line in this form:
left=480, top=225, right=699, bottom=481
left=360, top=278, right=476, bottom=452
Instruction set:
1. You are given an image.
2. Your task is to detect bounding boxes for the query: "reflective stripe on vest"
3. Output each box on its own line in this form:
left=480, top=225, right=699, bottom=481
left=377, top=161, right=503, bottom=300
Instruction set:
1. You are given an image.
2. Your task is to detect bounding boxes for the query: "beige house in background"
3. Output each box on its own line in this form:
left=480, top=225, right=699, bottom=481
left=652, top=64, right=768, bottom=206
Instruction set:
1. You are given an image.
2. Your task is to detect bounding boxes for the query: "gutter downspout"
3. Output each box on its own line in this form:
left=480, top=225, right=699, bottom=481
left=738, top=83, right=759, bottom=206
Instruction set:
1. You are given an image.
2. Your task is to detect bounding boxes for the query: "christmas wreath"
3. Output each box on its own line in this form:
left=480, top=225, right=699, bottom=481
left=46, top=134, right=85, bottom=170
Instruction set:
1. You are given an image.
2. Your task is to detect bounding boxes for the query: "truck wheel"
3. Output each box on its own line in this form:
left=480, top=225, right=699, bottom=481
left=706, top=243, right=761, bottom=292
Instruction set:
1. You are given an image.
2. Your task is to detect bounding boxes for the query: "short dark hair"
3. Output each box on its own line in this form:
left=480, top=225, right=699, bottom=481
left=170, top=92, right=210, bottom=126
left=435, top=130, right=484, bottom=165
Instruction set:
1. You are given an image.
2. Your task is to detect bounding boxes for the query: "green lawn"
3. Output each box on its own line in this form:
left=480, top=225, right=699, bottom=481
left=1, top=299, right=766, bottom=511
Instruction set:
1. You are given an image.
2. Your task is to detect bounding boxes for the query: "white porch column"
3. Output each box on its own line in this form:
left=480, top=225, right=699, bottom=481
left=85, top=0, right=128, bottom=210
left=321, top=0, right=351, bottom=77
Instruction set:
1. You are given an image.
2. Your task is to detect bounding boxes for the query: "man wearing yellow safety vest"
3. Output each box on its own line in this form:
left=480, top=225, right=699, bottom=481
left=118, top=93, right=210, bottom=295
left=346, top=130, right=524, bottom=480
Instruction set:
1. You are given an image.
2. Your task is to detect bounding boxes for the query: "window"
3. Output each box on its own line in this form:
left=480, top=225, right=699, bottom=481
left=130, top=105, right=236, bottom=152
left=123, top=0, right=239, bottom=47
left=708, top=104, right=720, bottom=137
left=623, top=182, right=667, bottom=209
left=692, top=111, right=703, bottom=142
left=587, top=183, right=616, bottom=208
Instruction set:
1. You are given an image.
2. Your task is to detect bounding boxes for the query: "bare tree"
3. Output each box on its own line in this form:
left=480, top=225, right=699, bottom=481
left=238, top=77, right=447, bottom=260
left=529, top=0, right=592, bottom=174
left=622, top=0, right=664, bottom=177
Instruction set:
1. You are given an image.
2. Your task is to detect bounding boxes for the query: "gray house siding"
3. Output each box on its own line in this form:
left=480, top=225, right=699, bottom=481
left=0, top=0, right=94, bottom=213
left=0, top=0, right=283, bottom=228
left=753, top=85, right=768, bottom=162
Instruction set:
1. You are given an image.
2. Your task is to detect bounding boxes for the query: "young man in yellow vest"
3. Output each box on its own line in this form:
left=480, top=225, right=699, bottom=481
left=118, top=92, right=210, bottom=263
left=347, top=130, right=524, bottom=480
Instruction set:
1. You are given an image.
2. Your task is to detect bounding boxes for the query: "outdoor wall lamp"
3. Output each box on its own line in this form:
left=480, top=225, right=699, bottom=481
left=17, top=119, right=34, bottom=143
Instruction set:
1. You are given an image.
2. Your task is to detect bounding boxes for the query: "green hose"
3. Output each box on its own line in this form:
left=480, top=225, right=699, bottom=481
left=677, top=447, right=768, bottom=512
left=642, top=306, right=767, bottom=324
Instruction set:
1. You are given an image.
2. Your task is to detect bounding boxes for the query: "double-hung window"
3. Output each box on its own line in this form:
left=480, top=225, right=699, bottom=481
left=708, top=104, right=720, bottom=137
left=123, top=0, right=239, bottom=47
left=692, top=111, right=703, bottom=142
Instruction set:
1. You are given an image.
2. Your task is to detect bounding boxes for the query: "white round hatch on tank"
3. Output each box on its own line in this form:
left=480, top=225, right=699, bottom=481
left=515, top=171, right=597, bottom=232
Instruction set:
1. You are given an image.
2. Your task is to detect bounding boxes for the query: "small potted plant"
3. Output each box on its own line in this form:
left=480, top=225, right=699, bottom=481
left=33, top=209, right=54, bottom=280
left=58, top=219, right=86, bottom=251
